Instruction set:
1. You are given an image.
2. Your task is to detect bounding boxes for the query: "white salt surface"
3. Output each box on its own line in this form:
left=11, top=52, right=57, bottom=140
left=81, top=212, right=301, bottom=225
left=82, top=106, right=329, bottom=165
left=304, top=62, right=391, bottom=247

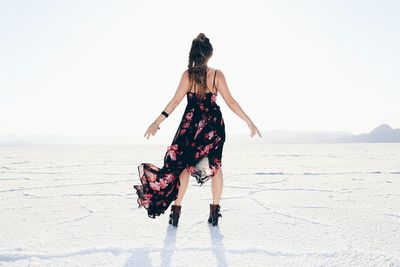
left=0, top=143, right=399, bottom=266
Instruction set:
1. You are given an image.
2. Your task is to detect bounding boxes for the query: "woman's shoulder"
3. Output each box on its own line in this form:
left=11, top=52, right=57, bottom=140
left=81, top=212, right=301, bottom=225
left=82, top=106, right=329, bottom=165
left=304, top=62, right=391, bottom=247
left=209, top=68, right=225, bottom=79
left=211, top=68, right=226, bottom=84
left=209, top=67, right=220, bottom=74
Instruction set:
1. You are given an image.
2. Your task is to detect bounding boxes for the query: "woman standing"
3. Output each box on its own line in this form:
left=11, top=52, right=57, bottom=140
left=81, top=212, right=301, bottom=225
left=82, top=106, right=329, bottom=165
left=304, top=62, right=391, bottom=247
left=133, top=33, right=261, bottom=227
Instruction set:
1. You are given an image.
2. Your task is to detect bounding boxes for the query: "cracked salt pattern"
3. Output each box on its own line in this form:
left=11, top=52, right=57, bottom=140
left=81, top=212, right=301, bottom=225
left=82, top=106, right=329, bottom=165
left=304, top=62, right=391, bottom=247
left=0, top=143, right=400, bottom=266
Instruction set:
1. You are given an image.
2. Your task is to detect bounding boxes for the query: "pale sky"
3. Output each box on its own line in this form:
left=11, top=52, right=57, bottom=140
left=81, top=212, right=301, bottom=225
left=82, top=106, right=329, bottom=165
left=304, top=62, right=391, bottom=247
left=1, top=0, right=399, bottom=144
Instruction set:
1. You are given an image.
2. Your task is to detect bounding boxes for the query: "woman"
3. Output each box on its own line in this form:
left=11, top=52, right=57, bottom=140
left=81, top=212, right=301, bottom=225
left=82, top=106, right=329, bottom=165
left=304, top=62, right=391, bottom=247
left=133, top=33, right=261, bottom=227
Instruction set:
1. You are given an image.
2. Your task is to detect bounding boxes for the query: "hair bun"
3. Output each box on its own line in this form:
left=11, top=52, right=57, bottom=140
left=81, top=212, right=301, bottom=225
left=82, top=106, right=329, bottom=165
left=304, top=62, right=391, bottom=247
left=197, top=33, right=206, bottom=42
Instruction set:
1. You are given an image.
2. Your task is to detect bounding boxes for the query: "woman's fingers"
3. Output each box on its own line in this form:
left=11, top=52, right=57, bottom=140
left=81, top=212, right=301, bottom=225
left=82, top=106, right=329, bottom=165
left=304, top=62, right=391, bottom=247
left=145, top=128, right=151, bottom=139
left=250, top=126, right=262, bottom=138
left=144, top=126, right=158, bottom=139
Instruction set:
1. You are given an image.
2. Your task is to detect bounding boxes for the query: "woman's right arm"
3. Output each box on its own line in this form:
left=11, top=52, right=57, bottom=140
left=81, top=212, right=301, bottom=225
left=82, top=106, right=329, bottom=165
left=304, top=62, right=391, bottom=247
left=217, top=70, right=262, bottom=138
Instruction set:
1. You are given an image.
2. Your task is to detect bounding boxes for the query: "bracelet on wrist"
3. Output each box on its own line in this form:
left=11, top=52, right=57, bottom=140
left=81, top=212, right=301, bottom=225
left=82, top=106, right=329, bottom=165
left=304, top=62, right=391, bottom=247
left=161, top=111, right=169, bottom=118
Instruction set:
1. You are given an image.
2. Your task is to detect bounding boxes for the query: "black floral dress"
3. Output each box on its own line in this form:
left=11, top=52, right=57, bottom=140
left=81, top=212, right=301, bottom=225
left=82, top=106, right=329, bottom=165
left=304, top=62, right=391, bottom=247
left=133, top=69, right=226, bottom=218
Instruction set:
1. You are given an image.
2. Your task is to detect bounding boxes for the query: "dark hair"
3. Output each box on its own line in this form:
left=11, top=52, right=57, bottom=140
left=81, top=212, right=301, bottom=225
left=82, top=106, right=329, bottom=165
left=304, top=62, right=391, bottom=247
left=188, top=33, right=213, bottom=98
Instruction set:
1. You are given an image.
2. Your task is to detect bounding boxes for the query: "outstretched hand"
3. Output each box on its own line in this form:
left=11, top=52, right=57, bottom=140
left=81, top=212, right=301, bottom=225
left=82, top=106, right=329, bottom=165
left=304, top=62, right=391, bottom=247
left=144, top=122, right=160, bottom=140
left=247, top=121, right=262, bottom=138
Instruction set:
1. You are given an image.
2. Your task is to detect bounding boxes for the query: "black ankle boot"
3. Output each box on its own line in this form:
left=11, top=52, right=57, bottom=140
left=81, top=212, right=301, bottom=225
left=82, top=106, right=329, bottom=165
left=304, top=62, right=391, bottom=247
left=168, top=204, right=181, bottom=227
left=208, top=203, right=222, bottom=226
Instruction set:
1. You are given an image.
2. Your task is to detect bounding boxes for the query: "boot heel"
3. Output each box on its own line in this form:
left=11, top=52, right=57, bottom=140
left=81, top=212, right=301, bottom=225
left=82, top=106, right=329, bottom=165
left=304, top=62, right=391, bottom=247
left=208, top=204, right=222, bottom=226
left=168, top=204, right=182, bottom=227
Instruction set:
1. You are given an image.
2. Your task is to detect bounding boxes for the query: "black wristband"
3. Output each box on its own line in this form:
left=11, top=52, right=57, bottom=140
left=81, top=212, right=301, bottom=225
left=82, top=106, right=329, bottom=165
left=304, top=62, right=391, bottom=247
left=161, top=111, right=169, bottom=118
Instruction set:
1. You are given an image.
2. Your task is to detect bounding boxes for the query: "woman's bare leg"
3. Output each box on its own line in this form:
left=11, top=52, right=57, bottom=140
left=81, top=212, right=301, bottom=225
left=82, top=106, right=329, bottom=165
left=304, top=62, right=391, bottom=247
left=211, top=167, right=223, bottom=205
left=174, top=168, right=189, bottom=205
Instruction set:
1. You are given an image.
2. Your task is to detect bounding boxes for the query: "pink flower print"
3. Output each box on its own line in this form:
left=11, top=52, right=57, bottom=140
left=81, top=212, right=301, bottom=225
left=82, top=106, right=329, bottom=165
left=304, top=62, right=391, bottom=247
left=159, top=179, right=167, bottom=189
left=197, top=144, right=212, bottom=158
left=166, top=188, right=172, bottom=197
left=197, top=146, right=203, bottom=157
left=167, top=144, right=179, bottom=161
left=185, top=112, right=193, bottom=121
left=149, top=182, right=160, bottom=191
left=195, top=152, right=200, bottom=159
left=211, top=94, right=217, bottom=102
left=213, top=136, right=222, bottom=146
left=203, top=144, right=212, bottom=154
left=148, top=172, right=157, bottom=182
left=187, top=166, right=196, bottom=174
left=213, top=157, right=221, bottom=166
left=194, top=120, right=205, bottom=139
left=180, top=129, right=186, bottom=135
left=164, top=173, right=173, bottom=183
left=140, top=199, right=149, bottom=207
left=183, top=122, right=190, bottom=129
left=208, top=130, right=215, bottom=140
left=198, top=120, right=205, bottom=128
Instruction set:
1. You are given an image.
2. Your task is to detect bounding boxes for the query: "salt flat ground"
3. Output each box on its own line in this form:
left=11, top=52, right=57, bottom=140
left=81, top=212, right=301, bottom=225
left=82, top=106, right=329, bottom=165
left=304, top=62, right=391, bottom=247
left=0, top=143, right=399, bottom=266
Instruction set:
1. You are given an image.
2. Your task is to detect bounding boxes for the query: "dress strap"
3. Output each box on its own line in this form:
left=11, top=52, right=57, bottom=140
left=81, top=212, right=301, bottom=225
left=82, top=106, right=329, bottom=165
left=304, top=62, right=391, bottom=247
left=212, top=69, right=217, bottom=90
left=189, top=77, right=194, bottom=93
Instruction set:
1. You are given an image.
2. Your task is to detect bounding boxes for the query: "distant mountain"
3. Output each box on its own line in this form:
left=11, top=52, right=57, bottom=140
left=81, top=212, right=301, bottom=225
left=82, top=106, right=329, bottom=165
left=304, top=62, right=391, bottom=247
left=229, top=124, right=400, bottom=144
left=341, top=124, right=400, bottom=143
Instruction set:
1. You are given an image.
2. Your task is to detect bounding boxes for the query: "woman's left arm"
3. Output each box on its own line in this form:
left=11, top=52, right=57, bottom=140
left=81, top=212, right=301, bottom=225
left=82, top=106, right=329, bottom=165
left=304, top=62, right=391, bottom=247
left=144, top=70, right=190, bottom=139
